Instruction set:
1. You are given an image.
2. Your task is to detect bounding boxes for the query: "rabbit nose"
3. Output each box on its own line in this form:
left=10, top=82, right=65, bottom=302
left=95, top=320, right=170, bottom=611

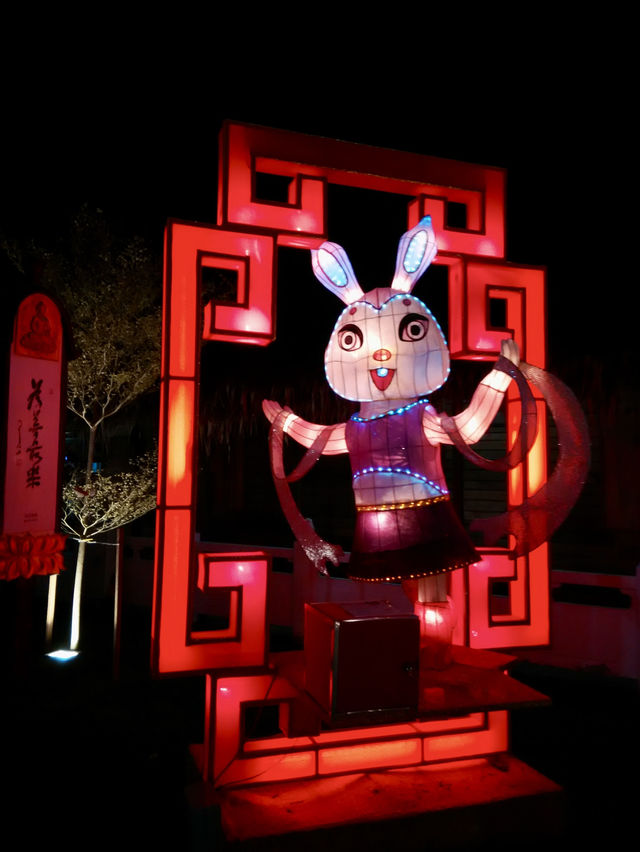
left=373, top=348, right=392, bottom=362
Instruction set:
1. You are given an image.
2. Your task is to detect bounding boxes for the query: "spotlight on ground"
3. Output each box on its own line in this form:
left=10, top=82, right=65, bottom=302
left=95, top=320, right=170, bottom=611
left=46, top=649, right=80, bottom=661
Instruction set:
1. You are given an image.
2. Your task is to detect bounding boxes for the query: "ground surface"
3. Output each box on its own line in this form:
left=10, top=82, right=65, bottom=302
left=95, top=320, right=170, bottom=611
left=1, top=596, right=638, bottom=851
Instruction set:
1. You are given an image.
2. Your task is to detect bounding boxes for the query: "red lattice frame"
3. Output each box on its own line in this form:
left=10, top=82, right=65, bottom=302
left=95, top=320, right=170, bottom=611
left=151, top=122, right=549, bottom=677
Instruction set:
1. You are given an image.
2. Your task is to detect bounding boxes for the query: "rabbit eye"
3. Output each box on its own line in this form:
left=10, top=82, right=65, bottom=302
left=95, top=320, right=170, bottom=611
left=399, top=313, right=428, bottom=341
left=338, top=324, right=363, bottom=351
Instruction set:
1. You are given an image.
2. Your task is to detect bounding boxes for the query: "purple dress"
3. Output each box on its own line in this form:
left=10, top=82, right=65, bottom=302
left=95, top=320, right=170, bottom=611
left=345, top=400, right=479, bottom=582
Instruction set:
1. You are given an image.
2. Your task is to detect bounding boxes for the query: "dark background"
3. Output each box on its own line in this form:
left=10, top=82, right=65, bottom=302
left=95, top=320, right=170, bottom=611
left=1, top=31, right=638, bottom=850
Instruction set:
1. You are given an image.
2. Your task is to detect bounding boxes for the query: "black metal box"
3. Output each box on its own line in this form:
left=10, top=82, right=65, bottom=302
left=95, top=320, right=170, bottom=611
left=304, top=600, right=420, bottom=725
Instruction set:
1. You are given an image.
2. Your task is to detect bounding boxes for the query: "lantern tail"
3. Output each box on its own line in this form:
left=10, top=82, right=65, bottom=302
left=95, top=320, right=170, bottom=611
left=469, top=362, right=590, bottom=556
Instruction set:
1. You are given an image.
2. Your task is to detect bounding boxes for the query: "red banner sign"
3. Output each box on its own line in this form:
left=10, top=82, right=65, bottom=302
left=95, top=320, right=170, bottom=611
left=1, top=293, right=65, bottom=579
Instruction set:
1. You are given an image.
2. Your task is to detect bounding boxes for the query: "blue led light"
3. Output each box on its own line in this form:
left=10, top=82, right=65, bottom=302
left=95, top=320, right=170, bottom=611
left=403, top=230, right=428, bottom=273
left=352, top=466, right=448, bottom=495
left=351, top=398, right=430, bottom=422
left=319, top=249, right=347, bottom=287
left=376, top=367, right=388, bottom=377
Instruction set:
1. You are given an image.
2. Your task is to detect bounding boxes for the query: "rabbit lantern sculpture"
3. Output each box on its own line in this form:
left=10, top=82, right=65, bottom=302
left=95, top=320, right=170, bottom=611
left=264, top=217, right=588, bottom=652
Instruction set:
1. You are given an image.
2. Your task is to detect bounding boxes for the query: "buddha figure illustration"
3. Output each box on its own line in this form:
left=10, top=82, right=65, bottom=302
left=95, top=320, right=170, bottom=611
left=20, top=301, right=57, bottom=356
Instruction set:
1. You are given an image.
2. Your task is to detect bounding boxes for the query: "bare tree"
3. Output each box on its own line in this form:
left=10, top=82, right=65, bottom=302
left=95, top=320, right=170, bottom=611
left=61, top=451, right=157, bottom=544
left=60, top=450, right=158, bottom=649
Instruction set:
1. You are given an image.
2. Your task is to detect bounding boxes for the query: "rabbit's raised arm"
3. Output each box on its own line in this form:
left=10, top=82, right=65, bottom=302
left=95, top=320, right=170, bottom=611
left=423, top=339, right=521, bottom=446
left=262, top=400, right=347, bottom=455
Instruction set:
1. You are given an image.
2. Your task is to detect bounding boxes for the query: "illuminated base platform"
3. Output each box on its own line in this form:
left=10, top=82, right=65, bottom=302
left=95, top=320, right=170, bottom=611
left=196, top=646, right=550, bottom=789
left=192, top=755, right=563, bottom=849
left=189, top=645, right=558, bottom=846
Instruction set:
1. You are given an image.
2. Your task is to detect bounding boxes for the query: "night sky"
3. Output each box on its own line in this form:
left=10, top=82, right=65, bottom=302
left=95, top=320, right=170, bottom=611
left=2, top=52, right=632, bottom=371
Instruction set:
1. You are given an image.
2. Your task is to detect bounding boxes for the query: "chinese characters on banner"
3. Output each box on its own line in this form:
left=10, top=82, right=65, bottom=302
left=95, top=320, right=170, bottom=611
left=26, top=378, right=44, bottom=489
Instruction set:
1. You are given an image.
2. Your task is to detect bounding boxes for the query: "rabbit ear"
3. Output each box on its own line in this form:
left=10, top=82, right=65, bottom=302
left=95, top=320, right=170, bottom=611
left=311, top=242, right=365, bottom=305
left=391, top=216, right=438, bottom=293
